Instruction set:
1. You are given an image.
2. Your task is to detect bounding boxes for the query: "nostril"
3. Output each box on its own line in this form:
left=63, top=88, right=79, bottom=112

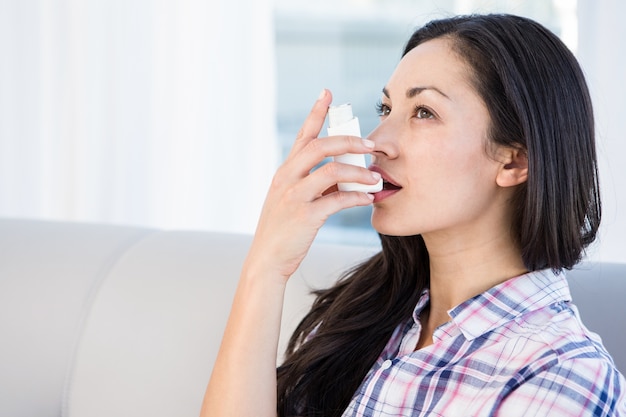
left=370, top=149, right=391, bottom=161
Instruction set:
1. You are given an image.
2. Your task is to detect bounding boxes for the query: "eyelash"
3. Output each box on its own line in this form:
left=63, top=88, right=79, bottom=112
left=375, top=100, right=435, bottom=120
left=375, top=100, right=391, bottom=117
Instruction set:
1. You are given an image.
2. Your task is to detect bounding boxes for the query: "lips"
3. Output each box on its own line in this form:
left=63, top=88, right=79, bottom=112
left=368, top=166, right=402, bottom=202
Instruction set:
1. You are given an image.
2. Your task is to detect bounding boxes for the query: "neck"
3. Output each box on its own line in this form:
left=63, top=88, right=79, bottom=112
left=421, top=230, right=527, bottom=331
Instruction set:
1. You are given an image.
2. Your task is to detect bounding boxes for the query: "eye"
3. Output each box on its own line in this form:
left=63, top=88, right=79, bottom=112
left=375, top=100, right=391, bottom=117
left=415, top=106, right=434, bottom=119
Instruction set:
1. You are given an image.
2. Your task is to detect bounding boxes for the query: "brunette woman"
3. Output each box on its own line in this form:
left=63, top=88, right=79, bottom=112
left=203, top=14, right=626, bottom=417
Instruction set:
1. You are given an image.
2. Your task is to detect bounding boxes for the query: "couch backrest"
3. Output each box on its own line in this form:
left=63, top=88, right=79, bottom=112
left=0, top=219, right=624, bottom=417
left=0, top=219, right=155, bottom=417
left=566, top=262, right=626, bottom=370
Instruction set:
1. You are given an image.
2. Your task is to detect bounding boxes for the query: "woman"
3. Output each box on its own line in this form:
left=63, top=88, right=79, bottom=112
left=202, top=14, right=626, bottom=416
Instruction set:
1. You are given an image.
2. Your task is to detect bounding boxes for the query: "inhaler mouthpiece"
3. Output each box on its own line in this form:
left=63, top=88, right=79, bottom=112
left=327, top=103, right=383, bottom=193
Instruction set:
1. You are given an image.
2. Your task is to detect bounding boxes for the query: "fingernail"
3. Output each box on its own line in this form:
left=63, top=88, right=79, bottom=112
left=371, top=171, right=382, bottom=181
left=362, top=139, right=375, bottom=148
left=317, top=89, right=327, bottom=101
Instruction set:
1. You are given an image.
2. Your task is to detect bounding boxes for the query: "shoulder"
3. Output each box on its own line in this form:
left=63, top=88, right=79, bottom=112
left=491, top=299, right=626, bottom=416
left=511, top=298, right=610, bottom=363
left=495, top=354, right=626, bottom=416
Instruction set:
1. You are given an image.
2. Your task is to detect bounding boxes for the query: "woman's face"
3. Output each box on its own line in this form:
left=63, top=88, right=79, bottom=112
left=369, top=37, right=508, bottom=239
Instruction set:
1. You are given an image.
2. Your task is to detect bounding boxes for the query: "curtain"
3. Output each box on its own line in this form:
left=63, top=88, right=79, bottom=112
left=0, top=0, right=277, bottom=233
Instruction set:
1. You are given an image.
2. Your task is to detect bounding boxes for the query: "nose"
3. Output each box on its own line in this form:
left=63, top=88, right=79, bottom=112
left=367, top=119, right=399, bottom=161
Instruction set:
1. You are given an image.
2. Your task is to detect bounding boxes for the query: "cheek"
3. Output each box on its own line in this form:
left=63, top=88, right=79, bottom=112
left=410, top=138, right=499, bottom=210
left=409, top=138, right=483, bottom=188
left=438, top=155, right=502, bottom=223
left=442, top=143, right=497, bottom=191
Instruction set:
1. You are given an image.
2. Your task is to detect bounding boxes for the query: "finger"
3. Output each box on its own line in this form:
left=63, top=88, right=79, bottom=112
left=299, top=161, right=382, bottom=201
left=312, top=190, right=375, bottom=217
left=289, top=89, right=333, bottom=157
left=287, top=135, right=376, bottom=178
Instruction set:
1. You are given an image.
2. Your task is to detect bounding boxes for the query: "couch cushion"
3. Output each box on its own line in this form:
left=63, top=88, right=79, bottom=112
left=64, top=230, right=374, bottom=417
left=65, top=231, right=251, bottom=417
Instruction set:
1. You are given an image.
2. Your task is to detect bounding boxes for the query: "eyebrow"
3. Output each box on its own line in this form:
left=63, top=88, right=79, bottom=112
left=382, top=86, right=450, bottom=100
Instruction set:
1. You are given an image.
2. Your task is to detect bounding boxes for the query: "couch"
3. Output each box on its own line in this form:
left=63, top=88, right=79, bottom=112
left=0, top=218, right=624, bottom=417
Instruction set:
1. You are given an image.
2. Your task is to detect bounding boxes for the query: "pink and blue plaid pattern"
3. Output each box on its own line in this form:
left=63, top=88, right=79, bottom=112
left=342, top=269, right=626, bottom=416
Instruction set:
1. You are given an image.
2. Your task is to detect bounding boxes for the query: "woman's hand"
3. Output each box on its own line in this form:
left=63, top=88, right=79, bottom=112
left=201, top=89, right=380, bottom=417
left=244, top=89, right=381, bottom=281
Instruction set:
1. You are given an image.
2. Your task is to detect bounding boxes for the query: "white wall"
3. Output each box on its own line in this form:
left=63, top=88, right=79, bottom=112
left=578, top=0, right=626, bottom=262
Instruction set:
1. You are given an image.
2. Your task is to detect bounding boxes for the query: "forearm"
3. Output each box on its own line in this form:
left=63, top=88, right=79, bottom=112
left=201, top=268, right=286, bottom=417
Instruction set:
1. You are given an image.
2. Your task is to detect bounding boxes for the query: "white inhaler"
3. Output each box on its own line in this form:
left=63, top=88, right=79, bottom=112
left=327, top=103, right=383, bottom=193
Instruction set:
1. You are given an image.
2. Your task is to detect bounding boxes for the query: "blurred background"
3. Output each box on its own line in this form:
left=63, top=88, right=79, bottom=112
left=0, top=0, right=624, bottom=261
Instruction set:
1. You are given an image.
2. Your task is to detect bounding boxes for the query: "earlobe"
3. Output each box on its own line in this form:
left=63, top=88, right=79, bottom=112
left=496, top=147, right=528, bottom=187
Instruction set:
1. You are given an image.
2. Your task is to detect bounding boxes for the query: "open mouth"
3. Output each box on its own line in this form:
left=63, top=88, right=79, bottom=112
left=373, top=177, right=402, bottom=203
left=382, top=180, right=402, bottom=191
left=368, top=166, right=402, bottom=200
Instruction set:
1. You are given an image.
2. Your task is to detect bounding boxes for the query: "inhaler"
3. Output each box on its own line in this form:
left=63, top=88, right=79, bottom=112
left=327, top=103, right=383, bottom=193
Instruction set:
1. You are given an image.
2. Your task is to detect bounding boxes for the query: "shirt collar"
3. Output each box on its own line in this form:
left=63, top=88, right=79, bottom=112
left=413, top=269, right=572, bottom=342
left=412, top=288, right=431, bottom=323
left=451, top=269, right=571, bottom=340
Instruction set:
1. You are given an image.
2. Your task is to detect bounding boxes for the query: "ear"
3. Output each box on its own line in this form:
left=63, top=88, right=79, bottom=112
left=496, top=146, right=528, bottom=187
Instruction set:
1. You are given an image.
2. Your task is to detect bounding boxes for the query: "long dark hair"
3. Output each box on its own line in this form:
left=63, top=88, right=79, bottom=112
left=277, top=14, right=601, bottom=417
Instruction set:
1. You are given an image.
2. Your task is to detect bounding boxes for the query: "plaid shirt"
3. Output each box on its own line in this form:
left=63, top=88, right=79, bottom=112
left=342, top=269, right=626, bottom=416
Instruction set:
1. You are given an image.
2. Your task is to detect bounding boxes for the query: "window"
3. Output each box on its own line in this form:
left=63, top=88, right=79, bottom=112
left=274, top=0, right=577, bottom=245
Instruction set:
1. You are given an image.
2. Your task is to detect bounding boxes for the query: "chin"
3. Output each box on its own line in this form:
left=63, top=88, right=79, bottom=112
left=371, top=209, right=427, bottom=238
left=371, top=216, right=409, bottom=237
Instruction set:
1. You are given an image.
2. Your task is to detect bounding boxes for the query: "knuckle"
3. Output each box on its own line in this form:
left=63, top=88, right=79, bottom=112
left=283, top=186, right=299, bottom=203
left=333, top=191, right=359, bottom=208
left=334, top=190, right=370, bottom=207
left=332, top=191, right=349, bottom=205
left=271, top=167, right=287, bottom=189
left=295, top=126, right=306, bottom=141
left=270, top=166, right=300, bottom=196
left=306, top=137, right=325, bottom=156
left=321, top=161, right=341, bottom=178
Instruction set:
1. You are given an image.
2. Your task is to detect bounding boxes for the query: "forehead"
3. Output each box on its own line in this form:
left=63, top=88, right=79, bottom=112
left=385, top=37, right=474, bottom=98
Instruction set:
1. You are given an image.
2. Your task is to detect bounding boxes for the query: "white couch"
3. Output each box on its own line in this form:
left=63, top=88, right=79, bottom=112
left=0, top=218, right=624, bottom=417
